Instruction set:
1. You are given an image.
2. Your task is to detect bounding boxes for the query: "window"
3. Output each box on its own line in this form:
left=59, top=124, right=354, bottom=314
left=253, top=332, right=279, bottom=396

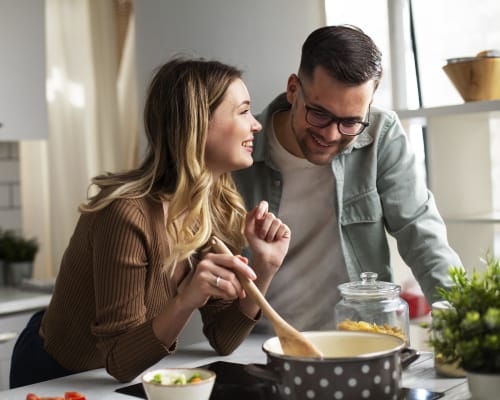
left=325, top=0, right=393, bottom=109
left=325, top=0, right=427, bottom=182
left=325, top=0, right=500, bottom=108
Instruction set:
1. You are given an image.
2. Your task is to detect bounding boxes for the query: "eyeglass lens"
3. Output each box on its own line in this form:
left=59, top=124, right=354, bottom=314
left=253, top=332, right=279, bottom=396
left=297, top=77, right=369, bottom=135
left=306, top=109, right=366, bottom=135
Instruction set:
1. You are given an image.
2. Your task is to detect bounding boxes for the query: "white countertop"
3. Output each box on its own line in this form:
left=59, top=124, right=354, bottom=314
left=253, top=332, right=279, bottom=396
left=0, top=287, right=51, bottom=316
left=0, top=334, right=470, bottom=399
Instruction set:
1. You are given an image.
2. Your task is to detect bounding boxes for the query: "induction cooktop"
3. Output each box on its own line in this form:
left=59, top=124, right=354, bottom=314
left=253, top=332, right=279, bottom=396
left=115, top=361, right=273, bottom=400
left=115, top=361, right=443, bottom=400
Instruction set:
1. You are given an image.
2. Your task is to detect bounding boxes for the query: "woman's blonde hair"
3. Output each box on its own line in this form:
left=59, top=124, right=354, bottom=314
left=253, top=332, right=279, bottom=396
left=79, top=57, right=247, bottom=268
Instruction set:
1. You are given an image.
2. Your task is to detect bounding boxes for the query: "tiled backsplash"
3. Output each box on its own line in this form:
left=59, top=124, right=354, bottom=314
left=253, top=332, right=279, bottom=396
left=0, top=142, right=21, bottom=232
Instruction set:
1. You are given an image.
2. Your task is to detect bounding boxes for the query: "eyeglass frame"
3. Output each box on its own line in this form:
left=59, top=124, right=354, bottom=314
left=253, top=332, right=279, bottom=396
left=296, top=77, right=371, bottom=136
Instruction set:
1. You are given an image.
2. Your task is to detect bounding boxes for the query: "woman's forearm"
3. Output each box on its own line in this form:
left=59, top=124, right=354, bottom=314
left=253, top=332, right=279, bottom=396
left=151, top=295, right=196, bottom=347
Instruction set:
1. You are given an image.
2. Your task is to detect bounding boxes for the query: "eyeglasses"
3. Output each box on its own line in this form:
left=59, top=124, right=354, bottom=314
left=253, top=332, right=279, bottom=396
left=297, top=78, right=370, bottom=136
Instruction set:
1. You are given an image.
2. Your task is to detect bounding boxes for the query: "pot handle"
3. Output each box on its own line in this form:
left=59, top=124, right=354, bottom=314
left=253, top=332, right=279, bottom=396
left=245, top=363, right=281, bottom=384
left=401, top=347, right=420, bottom=369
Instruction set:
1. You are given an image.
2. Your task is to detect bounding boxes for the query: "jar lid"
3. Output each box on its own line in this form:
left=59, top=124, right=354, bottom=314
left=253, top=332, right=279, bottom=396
left=338, top=272, right=401, bottom=299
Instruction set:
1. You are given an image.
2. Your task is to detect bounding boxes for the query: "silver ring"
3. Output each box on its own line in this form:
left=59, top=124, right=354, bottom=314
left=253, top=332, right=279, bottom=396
left=215, top=276, right=221, bottom=287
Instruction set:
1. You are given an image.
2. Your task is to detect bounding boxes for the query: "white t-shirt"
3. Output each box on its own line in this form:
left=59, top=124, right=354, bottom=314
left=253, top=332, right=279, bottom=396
left=256, top=117, right=349, bottom=332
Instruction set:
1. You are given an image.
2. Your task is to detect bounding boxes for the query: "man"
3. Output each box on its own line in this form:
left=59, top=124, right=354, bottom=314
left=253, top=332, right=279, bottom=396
left=233, top=25, right=461, bottom=333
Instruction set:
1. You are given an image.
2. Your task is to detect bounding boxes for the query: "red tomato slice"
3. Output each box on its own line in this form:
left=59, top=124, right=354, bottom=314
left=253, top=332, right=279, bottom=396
left=26, top=394, right=40, bottom=400
left=64, top=392, right=86, bottom=400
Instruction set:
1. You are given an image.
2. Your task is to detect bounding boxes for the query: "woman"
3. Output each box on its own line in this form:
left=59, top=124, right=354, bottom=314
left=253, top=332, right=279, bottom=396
left=10, top=57, right=290, bottom=387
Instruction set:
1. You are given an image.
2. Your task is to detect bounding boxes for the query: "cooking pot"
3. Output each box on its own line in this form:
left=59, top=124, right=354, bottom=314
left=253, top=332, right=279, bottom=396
left=246, top=331, right=418, bottom=400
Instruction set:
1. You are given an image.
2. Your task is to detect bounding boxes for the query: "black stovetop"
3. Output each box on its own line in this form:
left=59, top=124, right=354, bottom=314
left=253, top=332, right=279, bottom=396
left=115, top=361, right=444, bottom=400
left=115, top=361, right=273, bottom=400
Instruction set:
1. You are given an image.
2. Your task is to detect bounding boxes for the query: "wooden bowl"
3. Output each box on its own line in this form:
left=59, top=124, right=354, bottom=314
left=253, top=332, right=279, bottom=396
left=443, top=56, right=500, bottom=102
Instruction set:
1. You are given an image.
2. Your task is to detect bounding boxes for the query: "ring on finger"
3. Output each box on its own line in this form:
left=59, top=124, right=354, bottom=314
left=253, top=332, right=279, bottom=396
left=215, top=276, right=221, bottom=287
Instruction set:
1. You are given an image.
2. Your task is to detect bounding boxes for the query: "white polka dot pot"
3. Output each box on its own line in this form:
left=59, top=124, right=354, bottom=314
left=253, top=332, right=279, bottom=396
left=246, top=331, right=416, bottom=400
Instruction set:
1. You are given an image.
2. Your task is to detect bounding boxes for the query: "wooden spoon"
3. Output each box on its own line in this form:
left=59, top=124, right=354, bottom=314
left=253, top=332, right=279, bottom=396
left=210, top=236, right=323, bottom=358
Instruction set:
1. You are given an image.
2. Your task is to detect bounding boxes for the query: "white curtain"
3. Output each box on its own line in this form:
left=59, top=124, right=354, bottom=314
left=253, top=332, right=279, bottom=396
left=20, top=0, right=138, bottom=279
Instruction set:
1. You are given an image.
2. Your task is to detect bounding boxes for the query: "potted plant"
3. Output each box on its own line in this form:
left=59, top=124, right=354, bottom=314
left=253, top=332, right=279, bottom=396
left=0, top=229, right=39, bottom=287
left=429, top=254, right=500, bottom=399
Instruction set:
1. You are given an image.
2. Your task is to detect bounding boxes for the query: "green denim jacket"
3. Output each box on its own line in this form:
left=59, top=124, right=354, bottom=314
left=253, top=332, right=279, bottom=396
left=232, top=94, right=461, bottom=303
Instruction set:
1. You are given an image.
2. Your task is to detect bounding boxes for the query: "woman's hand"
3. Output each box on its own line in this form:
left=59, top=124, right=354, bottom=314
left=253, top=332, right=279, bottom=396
left=153, top=253, right=256, bottom=349
left=176, top=201, right=290, bottom=320
left=245, top=200, right=290, bottom=277
left=177, top=253, right=256, bottom=310
left=153, top=253, right=256, bottom=348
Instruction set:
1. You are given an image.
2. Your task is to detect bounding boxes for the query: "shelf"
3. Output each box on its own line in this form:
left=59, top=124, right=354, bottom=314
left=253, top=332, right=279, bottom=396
left=395, top=100, right=500, bottom=268
left=444, top=212, right=500, bottom=224
left=396, top=99, right=500, bottom=122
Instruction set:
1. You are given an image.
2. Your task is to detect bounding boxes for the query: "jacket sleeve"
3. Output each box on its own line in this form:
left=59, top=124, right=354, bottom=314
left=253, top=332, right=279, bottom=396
left=375, top=112, right=462, bottom=302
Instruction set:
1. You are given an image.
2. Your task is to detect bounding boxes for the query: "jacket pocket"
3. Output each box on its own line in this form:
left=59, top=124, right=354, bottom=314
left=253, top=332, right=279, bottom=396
left=341, top=189, right=383, bottom=225
left=340, top=189, right=391, bottom=280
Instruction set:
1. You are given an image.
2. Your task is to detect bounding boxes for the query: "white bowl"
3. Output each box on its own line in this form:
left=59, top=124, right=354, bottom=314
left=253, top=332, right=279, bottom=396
left=141, top=368, right=216, bottom=400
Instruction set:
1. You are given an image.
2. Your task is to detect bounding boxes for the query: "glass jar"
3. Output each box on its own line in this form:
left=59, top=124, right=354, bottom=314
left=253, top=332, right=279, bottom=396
left=334, top=272, right=410, bottom=344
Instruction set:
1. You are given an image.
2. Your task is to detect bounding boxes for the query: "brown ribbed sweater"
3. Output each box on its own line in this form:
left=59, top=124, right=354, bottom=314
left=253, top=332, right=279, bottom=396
left=40, top=196, right=257, bottom=382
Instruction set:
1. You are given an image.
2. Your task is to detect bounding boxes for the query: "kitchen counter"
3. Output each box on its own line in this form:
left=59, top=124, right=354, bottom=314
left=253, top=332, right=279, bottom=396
left=0, top=287, right=51, bottom=316
left=0, top=334, right=470, bottom=399
left=0, top=287, right=52, bottom=391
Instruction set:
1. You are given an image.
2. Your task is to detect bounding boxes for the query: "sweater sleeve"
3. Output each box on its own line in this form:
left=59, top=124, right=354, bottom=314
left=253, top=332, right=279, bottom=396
left=200, top=298, right=260, bottom=355
left=90, top=199, right=174, bottom=382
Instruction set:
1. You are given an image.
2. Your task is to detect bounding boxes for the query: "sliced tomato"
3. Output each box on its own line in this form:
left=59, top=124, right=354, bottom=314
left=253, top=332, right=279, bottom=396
left=26, top=394, right=40, bottom=400
left=64, top=392, right=86, bottom=400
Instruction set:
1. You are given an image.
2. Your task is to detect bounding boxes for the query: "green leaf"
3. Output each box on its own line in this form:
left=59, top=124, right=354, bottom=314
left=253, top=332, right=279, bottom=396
left=429, top=253, right=500, bottom=373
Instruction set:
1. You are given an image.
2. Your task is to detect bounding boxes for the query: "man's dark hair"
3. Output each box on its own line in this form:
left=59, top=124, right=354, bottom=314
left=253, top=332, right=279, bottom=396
left=299, top=25, right=383, bottom=87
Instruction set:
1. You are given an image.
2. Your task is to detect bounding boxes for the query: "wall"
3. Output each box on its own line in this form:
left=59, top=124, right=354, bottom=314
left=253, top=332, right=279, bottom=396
left=0, top=143, right=21, bottom=232
left=134, top=0, right=325, bottom=344
left=0, top=0, right=47, bottom=141
left=135, top=0, right=326, bottom=154
left=0, top=0, right=45, bottom=250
